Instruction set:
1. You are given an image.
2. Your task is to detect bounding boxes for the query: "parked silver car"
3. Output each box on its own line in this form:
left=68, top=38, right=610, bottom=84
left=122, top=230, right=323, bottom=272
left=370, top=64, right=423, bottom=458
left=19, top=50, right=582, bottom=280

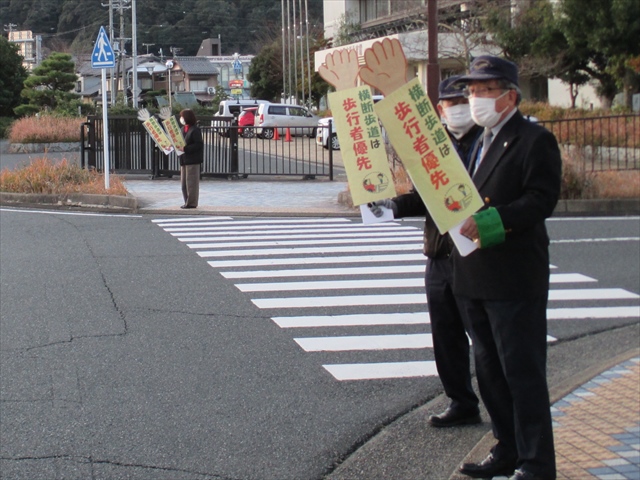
left=255, top=103, right=319, bottom=139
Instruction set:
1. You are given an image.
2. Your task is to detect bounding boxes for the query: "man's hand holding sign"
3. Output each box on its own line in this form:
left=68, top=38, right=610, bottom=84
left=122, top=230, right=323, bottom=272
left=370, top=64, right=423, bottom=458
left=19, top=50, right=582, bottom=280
left=318, top=48, right=396, bottom=221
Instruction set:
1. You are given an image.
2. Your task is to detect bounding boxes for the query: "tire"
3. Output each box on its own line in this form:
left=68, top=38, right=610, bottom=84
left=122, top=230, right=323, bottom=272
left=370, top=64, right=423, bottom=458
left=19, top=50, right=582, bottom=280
left=308, top=127, right=317, bottom=138
left=262, top=128, right=274, bottom=140
left=242, top=128, right=255, bottom=138
left=329, top=133, right=340, bottom=150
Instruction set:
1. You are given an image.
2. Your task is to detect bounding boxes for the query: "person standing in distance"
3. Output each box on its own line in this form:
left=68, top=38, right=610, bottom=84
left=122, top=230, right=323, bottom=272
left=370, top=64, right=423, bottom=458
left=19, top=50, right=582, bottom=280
left=179, top=108, right=203, bottom=209
left=371, top=75, right=483, bottom=428
left=452, top=56, right=561, bottom=480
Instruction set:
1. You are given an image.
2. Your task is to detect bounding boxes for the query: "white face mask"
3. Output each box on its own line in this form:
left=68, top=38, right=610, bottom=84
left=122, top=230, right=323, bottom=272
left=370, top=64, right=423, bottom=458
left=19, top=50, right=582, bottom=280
left=179, top=117, right=186, bottom=125
left=469, top=91, right=508, bottom=128
left=442, top=103, right=475, bottom=138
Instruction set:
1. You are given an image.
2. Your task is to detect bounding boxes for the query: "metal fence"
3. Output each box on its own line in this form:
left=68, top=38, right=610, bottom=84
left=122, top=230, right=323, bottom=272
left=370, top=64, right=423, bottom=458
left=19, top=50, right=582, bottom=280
left=537, top=114, right=639, bottom=171
left=81, top=115, right=334, bottom=179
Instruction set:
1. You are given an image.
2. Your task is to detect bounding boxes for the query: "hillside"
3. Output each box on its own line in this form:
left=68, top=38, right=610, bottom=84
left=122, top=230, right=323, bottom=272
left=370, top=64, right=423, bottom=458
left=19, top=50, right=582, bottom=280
left=0, top=0, right=323, bottom=57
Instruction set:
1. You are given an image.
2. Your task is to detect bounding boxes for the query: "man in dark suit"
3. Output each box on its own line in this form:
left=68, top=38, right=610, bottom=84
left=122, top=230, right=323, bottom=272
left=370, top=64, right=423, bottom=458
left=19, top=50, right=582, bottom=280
left=452, top=56, right=562, bottom=480
left=372, top=76, right=483, bottom=428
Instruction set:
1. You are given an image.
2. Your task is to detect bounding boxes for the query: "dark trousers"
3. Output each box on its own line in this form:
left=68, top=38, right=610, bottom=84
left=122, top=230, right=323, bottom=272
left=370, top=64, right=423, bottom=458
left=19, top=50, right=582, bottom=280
left=457, top=295, right=556, bottom=478
left=181, top=164, right=200, bottom=207
left=426, top=258, right=479, bottom=413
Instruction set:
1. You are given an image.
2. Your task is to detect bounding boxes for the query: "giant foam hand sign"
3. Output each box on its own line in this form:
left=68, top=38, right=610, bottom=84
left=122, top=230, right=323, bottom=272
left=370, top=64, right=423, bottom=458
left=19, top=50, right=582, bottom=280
left=318, top=48, right=396, bottom=208
left=137, top=108, right=174, bottom=155
left=360, top=39, right=483, bottom=246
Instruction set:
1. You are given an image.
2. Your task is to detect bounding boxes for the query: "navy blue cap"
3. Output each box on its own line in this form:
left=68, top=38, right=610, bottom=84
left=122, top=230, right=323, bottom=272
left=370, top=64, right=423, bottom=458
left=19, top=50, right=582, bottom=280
left=456, top=55, right=519, bottom=87
left=438, top=75, right=466, bottom=100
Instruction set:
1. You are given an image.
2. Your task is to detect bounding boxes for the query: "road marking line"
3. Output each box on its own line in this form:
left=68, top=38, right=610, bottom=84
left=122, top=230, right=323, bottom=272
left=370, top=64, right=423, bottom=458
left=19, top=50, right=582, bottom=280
left=152, top=216, right=231, bottom=223
left=159, top=218, right=355, bottom=228
left=273, top=312, right=430, bottom=328
left=187, top=236, right=423, bottom=249
left=207, top=254, right=426, bottom=268
left=547, top=306, right=640, bottom=319
left=295, top=334, right=433, bottom=351
left=548, top=288, right=639, bottom=300
left=177, top=230, right=421, bottom=241
left=551, top=237, right=640, bottom=243
left=221, top=265, right=427, bottom=279
left=253, top=289, right=638, bottom=309
left=171, top=225, right=418, bottom=236
left=197, top=244, right=421, bottom=258
left=0, top=208, right=141, bottom=218
left=235, top=273, right=596, bottom=292
left=323, top=361, right=438, bottom=380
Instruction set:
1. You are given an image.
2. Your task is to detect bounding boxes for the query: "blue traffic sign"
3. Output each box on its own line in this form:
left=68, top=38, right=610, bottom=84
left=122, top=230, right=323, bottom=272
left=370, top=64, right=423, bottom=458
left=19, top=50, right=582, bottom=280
left=92, top=26, right=115, bottom=69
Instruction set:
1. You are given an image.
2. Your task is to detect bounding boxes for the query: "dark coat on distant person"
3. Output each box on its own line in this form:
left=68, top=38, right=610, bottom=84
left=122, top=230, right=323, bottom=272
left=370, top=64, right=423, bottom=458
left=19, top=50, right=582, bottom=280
left=180, top=124, right=203, bottom=166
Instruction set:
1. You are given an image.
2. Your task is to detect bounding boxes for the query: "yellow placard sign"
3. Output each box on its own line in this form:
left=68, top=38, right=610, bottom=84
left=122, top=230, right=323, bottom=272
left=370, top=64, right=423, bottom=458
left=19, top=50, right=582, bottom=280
left=142, top=117, right=174, bottom=154
left=375, top=77, right=483, bottom=233
left=329, top=86, right=396, bottom=206
left=162, top=116, right=186, bottom=151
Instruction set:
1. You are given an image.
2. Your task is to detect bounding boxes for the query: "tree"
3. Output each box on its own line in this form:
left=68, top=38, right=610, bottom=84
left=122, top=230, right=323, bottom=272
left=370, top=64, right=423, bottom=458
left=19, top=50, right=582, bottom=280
left=15, top=52, right=79, bottom=116
left=247, top=40, right=283, bottom=102
left=485, top=0, right=640, bottom=108
left=559, top=0, right=640, bottom=108
left=0, top=37, right=29, bottom=117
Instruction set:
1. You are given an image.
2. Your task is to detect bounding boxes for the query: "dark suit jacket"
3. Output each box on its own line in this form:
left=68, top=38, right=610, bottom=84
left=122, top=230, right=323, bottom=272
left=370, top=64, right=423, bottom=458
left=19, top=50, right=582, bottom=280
left=452, top=111, right=562, bottom=299
left=180, top=124, right=204, bottom=166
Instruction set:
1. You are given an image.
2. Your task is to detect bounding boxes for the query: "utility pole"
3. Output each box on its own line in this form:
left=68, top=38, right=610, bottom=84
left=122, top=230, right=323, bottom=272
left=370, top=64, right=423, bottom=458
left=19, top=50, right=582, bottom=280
left=131, top=0, right=138, bottom=108
left=142, top=43, right=155, bottom=55
left=3, top=23, right=17, bottom=34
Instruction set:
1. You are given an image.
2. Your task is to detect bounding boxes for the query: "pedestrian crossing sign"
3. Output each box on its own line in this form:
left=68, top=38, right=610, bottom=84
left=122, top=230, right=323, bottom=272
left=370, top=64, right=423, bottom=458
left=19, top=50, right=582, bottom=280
left=92, top=26, right=115, bottom=69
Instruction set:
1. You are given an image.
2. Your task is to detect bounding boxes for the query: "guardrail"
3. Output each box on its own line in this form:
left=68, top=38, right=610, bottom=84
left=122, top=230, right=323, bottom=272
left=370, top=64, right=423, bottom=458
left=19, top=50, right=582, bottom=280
left=537, top=114, right=639, bottom=171
left=82, top=115, right=335, bottom=180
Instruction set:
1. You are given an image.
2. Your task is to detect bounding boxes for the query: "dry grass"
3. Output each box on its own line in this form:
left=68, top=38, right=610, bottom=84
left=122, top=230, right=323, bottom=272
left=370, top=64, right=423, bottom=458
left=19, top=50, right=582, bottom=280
left=8, top=116, right=84, bottom=144
left=591, top=170, right=640, bottom=198
left=0, top=158, right=129, bottom=196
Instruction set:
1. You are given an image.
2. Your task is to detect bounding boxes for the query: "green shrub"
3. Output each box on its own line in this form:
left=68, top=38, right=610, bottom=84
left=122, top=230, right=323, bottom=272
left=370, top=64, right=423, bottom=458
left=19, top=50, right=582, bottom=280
left=0, top=117, right=15, bottom=139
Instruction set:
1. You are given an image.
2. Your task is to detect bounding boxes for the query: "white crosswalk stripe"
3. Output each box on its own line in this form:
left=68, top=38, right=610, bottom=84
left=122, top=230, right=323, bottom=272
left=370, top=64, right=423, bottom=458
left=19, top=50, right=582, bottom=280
left=154, top=216, right=640, bottom=381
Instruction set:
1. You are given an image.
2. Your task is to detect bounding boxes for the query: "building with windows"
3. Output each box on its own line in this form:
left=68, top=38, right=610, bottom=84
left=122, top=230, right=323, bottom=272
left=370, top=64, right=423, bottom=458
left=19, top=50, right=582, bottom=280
left=8, top=30, right=42, bottom=71
left=315, top=0, right=604, bottom=108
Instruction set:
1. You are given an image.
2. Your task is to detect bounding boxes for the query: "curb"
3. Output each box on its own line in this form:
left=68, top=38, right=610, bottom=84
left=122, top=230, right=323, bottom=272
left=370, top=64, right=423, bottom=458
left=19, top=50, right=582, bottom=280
left=553, top=198, right=640, bottom=216
left=1, top=191, right=638, bottom=218
left=0, top=192, right=137, bottom=211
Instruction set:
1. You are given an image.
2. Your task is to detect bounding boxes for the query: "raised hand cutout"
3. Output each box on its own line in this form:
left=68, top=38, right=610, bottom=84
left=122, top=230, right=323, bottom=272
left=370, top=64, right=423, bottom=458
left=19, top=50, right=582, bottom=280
left=360, top=38, right=410, bottom=97
left=318, top=48, right=361, bottom=91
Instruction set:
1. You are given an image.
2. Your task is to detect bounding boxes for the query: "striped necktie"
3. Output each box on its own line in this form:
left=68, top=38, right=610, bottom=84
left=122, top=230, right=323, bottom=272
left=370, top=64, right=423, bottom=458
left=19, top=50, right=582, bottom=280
left=473, top=127, right=493, bottom=176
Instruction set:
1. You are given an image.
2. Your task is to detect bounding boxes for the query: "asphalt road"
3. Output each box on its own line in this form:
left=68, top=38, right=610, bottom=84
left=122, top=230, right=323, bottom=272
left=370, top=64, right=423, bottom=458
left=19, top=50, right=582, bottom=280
left=0, top=210, right=638, bottom=480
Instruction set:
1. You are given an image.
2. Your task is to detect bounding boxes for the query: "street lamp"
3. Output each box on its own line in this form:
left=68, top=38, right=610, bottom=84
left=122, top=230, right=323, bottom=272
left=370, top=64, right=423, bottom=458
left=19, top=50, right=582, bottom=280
left=145, top=65, right=154, bottom=91
left=166, top=60, right=174, bottom=110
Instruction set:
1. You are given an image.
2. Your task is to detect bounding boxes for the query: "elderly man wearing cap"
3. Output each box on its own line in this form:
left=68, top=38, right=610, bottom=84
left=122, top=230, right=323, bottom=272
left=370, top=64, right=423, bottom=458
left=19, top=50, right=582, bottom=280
left=371, top=75, right=483, bottom=428
left=451, top=56, right=561, bottom=480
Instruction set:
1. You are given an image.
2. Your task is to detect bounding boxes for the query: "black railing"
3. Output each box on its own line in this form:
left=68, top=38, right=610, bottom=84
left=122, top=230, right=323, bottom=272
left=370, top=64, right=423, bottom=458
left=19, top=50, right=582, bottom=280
left=83, top=115, right=334, bottom=179
left=537, top=114, right=639, bottom=171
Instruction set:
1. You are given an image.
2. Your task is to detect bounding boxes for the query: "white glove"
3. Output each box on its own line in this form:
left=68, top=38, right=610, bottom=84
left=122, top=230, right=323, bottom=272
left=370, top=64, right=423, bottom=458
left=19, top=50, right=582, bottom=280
left=369, top=199, right=398, bottom=218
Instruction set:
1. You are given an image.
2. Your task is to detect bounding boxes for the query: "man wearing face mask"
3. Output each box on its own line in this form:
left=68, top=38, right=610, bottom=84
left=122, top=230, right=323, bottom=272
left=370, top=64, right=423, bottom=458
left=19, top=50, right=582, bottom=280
left=451, top=57, right=561, bottom=480
left=370, top=76, right=483, bottom=428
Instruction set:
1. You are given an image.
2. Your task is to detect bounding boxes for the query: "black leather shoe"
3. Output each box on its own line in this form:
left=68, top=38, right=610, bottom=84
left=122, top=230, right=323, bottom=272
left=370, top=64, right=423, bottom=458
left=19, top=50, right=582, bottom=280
left=180, top=205, right=196, bottom=209
left=508, top=468, right=553, bottom=480
left=459, top=453, right=516, bottom=478
left=428, top=408, right=481, bottom=428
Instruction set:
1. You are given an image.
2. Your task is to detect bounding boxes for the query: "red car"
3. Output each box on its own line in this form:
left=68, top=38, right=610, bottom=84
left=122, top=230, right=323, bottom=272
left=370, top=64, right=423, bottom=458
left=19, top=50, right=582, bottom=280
left=238, top=107, right=258, bottom=138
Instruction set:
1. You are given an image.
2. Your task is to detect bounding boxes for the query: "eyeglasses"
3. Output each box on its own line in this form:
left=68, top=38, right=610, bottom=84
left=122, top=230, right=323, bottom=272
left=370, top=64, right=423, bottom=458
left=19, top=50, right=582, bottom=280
left=463, top=87, right=506, bottom=98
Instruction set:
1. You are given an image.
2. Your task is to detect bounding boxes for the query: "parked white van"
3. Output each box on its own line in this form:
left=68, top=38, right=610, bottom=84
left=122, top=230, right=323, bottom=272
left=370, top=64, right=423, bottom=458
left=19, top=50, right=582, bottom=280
left=216, top=99, right=269, bottom=118
left=254, top=103, right=319, bottom=139
left=213, top=99, right=269, bottom=136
